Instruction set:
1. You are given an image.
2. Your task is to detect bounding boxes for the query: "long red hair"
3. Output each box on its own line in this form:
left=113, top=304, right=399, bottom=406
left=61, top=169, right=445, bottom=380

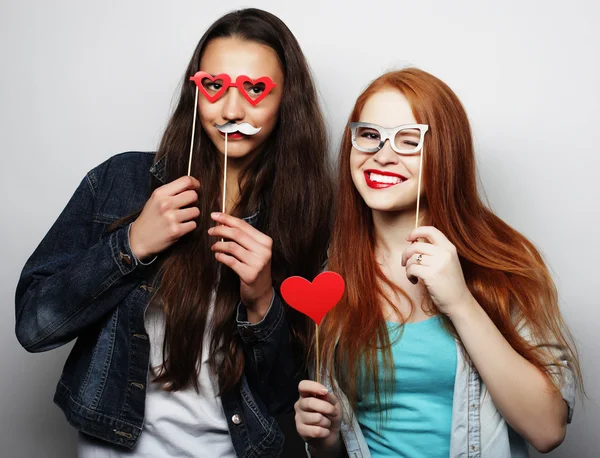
left=322, top=68, right=582, bottom=410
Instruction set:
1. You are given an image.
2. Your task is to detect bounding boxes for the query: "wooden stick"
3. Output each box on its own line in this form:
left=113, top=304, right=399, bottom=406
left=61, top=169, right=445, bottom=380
left=222, top=133, right=228, bottom=214
left=315, top=323, right=320, bottom=384
left=187, top=87, right=199, bottom=176
left=415, top=145, right=425, bottom=228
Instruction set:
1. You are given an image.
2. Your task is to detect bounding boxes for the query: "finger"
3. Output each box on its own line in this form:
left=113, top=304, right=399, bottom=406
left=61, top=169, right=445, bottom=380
left=214, top=252, right=254, bottom=282
left=159, top=176, right=200, bottom=197
left=211, top=241, right=252, bottom=265
left=297, top=411, right=332, bottom=429
left=297, top=396, right=338, bottom=417
left=407, top=226, right=450, bottom=247
left=296, top=424, right=332, bottom=441
left=298, top=397, right=338, bottom=417
left=166, top=220, right=197, bottom=241
left=176, top=207, right=200, bottom=223
left=405, top=253, right=431, bottom=268
left=171, top=189, right=199, bottom=209
left=211, top=212, right=272, bottom=248
left=406, top=263, right=427, bottom=282
left=401, top=242, right=437, bottom=266
left=209, top=225, right=269, bottom=258
left=299, top=380, right=330, bottom=398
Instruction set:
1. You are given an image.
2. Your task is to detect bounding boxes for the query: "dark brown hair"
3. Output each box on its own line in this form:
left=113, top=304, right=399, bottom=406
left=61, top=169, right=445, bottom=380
left=153, top=9, right=332, bottom=393
left=322, top=68, right=582, bottom=411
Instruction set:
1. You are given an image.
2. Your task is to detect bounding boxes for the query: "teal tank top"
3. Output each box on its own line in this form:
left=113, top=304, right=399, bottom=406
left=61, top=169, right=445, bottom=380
left=356, top=316, right=457, bottom=458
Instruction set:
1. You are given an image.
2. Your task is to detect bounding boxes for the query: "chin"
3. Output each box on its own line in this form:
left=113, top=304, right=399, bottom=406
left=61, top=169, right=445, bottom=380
left=362, top=198, right=401, bottom=213
left=223, top=147, right=262, bottom=163
left=368, top=200, right=420, bottom=214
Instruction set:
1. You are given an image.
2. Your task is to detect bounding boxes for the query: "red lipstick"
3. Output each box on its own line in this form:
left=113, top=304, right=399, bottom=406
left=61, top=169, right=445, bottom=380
left=364, top=169, right=406, bottom=189
left=220, top=132, right=244, bottom=140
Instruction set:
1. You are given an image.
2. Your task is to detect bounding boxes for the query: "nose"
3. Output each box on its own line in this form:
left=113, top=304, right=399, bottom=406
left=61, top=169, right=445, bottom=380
left=220, top=88, right=246, bottom=122
left=372, top=139, right=398, bottom=166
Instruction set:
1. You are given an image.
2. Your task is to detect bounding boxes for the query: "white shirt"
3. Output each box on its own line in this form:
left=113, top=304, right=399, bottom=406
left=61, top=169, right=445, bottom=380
left=78, top=300, right=236, bottom=458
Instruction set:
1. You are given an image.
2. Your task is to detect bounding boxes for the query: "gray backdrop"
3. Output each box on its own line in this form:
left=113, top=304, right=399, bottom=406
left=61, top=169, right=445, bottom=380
left=1, top=1, right=598, bottom=457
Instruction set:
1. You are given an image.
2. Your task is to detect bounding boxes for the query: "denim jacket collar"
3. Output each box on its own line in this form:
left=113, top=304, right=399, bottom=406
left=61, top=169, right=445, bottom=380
left=149, top=155, right=166, bottom=184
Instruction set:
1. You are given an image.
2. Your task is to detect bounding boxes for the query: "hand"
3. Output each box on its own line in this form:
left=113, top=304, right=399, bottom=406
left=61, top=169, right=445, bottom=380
left=402, top=226, right=473, bottom=316
left=208, top=212, right=273, bottom=317
left=129, top=176, right=200, bottom=261
left=295, top=380, right=342, bottom=452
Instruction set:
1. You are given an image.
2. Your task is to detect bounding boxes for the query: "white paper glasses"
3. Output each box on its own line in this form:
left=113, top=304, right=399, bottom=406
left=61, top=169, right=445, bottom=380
left=349, top=122, right=429, bottom=154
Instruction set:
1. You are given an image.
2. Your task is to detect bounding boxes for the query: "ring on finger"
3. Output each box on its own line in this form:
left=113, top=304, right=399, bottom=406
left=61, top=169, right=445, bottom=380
left=416, top=254, right=423, bottom=265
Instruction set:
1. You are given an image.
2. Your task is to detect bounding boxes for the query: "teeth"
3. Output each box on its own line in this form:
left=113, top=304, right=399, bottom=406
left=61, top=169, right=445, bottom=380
left=369, top=173, right=403, bottom=184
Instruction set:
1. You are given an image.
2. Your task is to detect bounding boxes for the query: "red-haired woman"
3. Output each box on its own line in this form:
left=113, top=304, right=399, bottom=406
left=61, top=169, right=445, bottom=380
left=294, top=68, right=581, bottom=457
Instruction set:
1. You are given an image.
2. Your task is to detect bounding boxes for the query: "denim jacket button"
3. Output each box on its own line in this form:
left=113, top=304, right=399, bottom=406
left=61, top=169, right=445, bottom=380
left=119, top=252, right=132, bottom=265
left=231, top=414, right=242, bottom=425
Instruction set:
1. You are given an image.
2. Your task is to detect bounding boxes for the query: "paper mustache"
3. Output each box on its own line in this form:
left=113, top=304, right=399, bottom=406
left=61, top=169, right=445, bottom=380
left=215, top=121, right=262, bottom=135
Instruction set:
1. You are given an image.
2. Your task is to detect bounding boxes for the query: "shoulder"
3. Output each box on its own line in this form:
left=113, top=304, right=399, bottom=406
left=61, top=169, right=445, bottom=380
left=85, top=152, right=156, bottom=193
left=87, top=151, right=156, bottom=178
left=84, top=152, right=156, bottom=214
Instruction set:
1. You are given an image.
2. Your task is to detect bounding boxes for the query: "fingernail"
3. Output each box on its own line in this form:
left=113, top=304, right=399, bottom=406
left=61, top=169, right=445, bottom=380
left=211, top=212, right=220, bottom=218
left=207, top=228, right=213, bottom=234
left=319, top=389, right=328, bottom=395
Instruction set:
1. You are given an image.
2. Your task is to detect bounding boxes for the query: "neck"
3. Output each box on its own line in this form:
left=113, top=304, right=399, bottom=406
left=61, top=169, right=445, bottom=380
left=372, top=204, right=428, bottom=258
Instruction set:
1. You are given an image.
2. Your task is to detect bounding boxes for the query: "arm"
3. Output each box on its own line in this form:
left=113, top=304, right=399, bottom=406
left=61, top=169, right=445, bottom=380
left=236, top=291, right=302, bottom=413
left=16, top=172, right=201, bottom=353
left=404, top=226, right=572, bottom=453
left=295, top=380, right=344, bottom=457
left=451, top=298, right=569, bottom=452
left=15, top=173, right=145, bottom=352
left=209, top=212, right=306, bottom=413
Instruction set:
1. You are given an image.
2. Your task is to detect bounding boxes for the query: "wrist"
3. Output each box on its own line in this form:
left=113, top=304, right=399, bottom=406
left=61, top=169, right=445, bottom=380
left=308, top=429, right=342, bottom=456
left=128, top=222, right=151, bottom=261
left=244, top=288, right=274, bottom=323
left=447, top=292, right=479, bottom=324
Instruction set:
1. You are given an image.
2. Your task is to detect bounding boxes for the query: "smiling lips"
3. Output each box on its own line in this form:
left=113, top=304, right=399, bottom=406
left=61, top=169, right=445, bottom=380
left=364, top=169, right=407, bottom=189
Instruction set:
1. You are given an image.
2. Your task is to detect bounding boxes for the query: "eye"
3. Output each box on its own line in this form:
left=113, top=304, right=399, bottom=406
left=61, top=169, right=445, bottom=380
left=201, top=78, right=225, bottom=94
left=359, top=128, right=381, bottom=141
left=243, top=81, right=266, bottom=99
left=394, top=128, right=422, bottom=151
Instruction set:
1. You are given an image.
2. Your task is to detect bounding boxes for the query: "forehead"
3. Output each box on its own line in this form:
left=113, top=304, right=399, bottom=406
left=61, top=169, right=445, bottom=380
left=199, top=37, right=283, bottom=81
left=359, top=89, right=417, bottom=127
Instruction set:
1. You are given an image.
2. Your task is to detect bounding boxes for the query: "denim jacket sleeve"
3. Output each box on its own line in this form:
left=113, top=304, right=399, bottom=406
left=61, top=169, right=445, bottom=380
left=15, top=169, right=147, bottom=353
left=236, top=290, right=301, bottom=414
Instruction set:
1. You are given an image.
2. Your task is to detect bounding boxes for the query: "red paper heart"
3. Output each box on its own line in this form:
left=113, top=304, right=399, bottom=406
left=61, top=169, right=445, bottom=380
left=280, top=272, right=345, bottom=325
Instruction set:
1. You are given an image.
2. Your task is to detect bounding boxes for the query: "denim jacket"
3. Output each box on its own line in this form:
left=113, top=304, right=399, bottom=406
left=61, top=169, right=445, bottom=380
left=324, top=319, right=575, bottom=458
left=15, top=151, right=298, bottom=458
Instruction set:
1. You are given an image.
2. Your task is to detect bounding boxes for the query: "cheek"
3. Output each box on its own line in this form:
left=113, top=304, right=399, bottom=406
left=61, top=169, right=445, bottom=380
left=349, top=151, right=365, bottom=187
left=198, top=101, right=217, bottom=126
left=350, top=149, right=366, bottom=174
left=253, top=104, right=279, bottom=129
left=405, top=156, right=422, bottom=176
